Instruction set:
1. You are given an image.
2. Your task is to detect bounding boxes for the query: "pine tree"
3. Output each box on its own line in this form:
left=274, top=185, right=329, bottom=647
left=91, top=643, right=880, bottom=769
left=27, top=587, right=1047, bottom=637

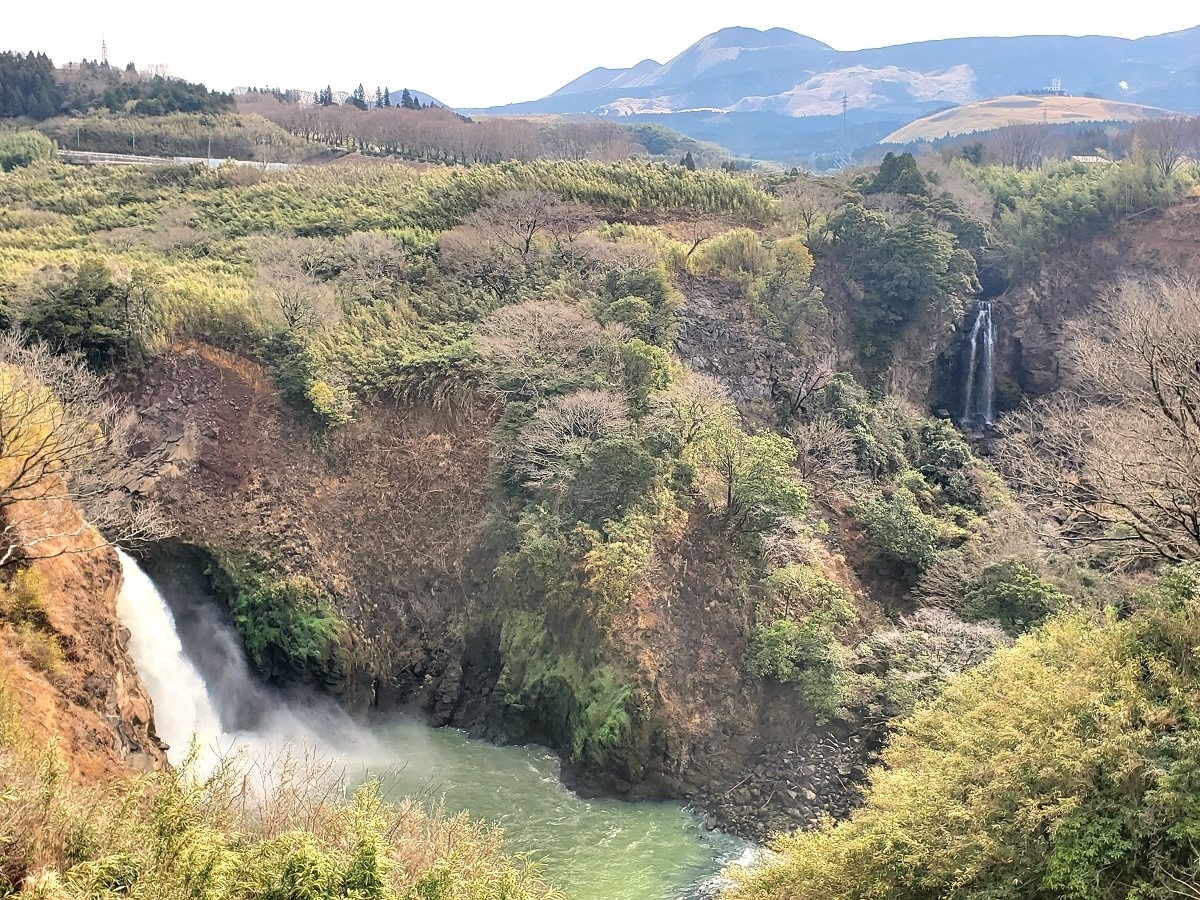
left=400, top=88, right=414, bottom=110
left=681, top=151, right=696, bottom=171
left=382, top=86, right=392, bottom=108
left=374, top=86, right=383, bottom=108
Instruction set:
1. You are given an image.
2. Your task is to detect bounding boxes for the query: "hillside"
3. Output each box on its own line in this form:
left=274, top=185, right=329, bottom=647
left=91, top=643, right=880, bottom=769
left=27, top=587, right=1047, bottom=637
left=2, top=134, right=1200, bottom=897
left=470, top=24, right=1200, bottom=163
left=882, top=94, right=1175, bottom=143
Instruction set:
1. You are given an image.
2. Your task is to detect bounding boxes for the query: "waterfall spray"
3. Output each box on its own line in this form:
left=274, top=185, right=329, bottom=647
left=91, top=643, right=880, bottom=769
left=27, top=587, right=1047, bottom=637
left=115, top=551, right=380, bottom=770
left=115, top=549, right=224, bottom=763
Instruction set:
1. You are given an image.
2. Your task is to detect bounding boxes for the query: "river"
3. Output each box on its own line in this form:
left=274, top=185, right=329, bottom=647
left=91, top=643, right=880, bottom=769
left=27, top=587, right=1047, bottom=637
left=115, top=550, right=750, bottom=899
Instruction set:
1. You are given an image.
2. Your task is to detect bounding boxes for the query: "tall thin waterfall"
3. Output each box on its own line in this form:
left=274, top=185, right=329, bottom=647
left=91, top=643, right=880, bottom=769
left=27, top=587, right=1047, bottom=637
left=961, top=300, right=995, bottom=425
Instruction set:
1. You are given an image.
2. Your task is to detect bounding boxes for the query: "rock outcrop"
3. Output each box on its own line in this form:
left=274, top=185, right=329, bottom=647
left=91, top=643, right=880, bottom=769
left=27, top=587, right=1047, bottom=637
left=0, top=490, right=167, bottom=781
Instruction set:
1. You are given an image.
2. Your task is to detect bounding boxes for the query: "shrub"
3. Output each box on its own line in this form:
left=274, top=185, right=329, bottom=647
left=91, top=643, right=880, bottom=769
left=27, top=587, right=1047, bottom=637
left=860, top=487, right=941, bottom=576
left=727, top=568, right=1200, bottom=899
left=961, top=560, right=1068, bottom=635
left=209, top=556, right=347, bottom=688
left=0, top=131, right=55, bottom=171
left=747, top=615, right=849, bottom=723
left=1, top=568, right=48, bottom=627
left=20, top=259, right=131, bottom=366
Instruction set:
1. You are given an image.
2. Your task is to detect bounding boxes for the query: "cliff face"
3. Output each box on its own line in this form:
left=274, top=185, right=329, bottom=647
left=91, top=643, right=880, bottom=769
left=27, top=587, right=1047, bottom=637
left=0, top=492, right=167, bottom=781
left=996, top=196, right=1200, bottom=399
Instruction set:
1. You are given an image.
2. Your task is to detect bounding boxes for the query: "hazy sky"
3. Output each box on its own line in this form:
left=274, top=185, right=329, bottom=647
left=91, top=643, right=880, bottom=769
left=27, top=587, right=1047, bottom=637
left=5, top=1, right=1198, bottom=108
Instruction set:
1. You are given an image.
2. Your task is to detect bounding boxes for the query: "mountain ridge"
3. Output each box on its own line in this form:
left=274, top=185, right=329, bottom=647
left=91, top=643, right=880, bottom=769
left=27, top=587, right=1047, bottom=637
left=464, top=24, right=1200, bottom=164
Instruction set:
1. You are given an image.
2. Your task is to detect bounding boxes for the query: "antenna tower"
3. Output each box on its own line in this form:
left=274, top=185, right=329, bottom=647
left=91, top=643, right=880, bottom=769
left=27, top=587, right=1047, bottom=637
left=101, top=37, right=108, bottom=66
left=835, top=92, right=853, bottom=170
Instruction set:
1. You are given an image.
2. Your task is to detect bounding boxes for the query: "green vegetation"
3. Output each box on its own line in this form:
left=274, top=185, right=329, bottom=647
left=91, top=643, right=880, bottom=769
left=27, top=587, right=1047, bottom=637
left=727, top=566, right=1200, bottom=899
left=209, top=556, right=348, bottom=689
left=6, top=132, right=1199, bottom=900
left=0, top=685, right=558, bottom=899
left=0, top=131, right=55, bottom=172
left=973, top=159, right=1192, bottom=277
left=0, top=51, right=231, bottom=121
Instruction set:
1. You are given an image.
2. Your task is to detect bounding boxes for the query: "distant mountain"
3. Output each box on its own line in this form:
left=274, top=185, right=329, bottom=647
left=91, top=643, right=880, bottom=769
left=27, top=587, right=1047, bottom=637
left=386, top=88, right=446, bottom=108
left=467, top=24, right=1200, bottom=165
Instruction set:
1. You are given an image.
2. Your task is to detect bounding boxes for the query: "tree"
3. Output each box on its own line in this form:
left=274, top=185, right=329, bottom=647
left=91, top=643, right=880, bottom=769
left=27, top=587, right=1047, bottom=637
left=1135, top=116, right=1194, bottom=177
left=466, top=190, right=572, bottom=256
left=477, top=300, right=612, bottom=403
left=681, top=150, right=696, bottom=171
left=382, top=86, right=392, bottom=108
left=254, top=240, right=338, bottom=332
left=0, top=131, right=55, bottom=171
left=998, top=278, right=1200, bottom=563
left=0, top=332, right=167, bottom=566
left=991, top=122, right=1055, bottom=169
left=21, top=259, right=129, bottom=366
left=511, top=389, right=630, bottom=492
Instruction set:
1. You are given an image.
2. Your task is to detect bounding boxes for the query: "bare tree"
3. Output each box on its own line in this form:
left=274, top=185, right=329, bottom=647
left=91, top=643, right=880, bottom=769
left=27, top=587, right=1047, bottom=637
left=786, top=413, right=857, bottom=490
left=1135, top=116, right=1195, bottom=177
left=996, top=277, right=1200, bottom=562
left=477, top=300, right=612, bottom=403
left=254, top=239, right=338, bottom=331
left=511, top=389, right=631, bottom=490
left=467, top=190, right=566, bottom=256
left=778, top=179, right=840, bottom=233
left=0, top=333, right=168, bottom=566
left=991, top=122, right=1056, bottom=169
left=645, top=372, right=734, bottom=447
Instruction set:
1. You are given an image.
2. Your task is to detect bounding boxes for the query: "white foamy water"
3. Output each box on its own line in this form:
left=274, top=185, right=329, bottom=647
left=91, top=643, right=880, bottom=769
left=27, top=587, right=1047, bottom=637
left=116, top=549, right=225, bottom=763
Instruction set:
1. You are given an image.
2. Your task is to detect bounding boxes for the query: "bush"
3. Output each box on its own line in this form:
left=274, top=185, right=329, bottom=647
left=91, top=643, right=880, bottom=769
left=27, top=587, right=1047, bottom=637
left=0, top=687, right=557, bottom=899
left=961, top=560, right=1068, bottom=635
left=20, top=258, right=131, bottom=366
left=209, top=556, right=347, bottom=688
left=860, top=487, right=941, bottom=576
left=0, top=131, right=55, bottom=171
left=727, top=568, right=1200, bottom=899
left=747, top=616, right=848, bottom=722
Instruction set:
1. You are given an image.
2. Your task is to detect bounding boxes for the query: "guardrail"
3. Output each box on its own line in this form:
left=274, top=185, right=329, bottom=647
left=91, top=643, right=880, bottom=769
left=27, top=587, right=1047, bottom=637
left=58, top=150, right=293, bottom=171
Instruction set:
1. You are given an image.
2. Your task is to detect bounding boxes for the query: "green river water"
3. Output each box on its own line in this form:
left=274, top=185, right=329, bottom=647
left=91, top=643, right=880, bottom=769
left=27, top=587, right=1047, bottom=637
left=367, top=722, right=751, bottom=899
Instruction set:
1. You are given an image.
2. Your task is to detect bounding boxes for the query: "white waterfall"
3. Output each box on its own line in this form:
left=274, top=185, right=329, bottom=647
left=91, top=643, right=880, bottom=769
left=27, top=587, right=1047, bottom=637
left=962, top=301, right=995, bottom=425
left=115, top=549, right=225, bottom=765
left=114, top=550, right=382, bottom=771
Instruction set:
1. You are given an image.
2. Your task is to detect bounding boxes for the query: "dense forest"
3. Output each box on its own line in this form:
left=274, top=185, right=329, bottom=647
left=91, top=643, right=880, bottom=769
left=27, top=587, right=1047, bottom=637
left=1, top=74, right=1199, bottom=898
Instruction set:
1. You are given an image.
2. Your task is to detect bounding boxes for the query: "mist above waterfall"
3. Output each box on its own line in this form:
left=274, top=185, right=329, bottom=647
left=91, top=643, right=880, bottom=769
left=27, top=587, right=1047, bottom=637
left=116, top=550, right=381, bottom=770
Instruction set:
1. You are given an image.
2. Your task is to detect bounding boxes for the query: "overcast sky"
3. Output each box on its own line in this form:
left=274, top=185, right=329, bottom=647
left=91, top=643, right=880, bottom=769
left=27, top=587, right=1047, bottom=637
left=5, top=1, right=1198, bottom=108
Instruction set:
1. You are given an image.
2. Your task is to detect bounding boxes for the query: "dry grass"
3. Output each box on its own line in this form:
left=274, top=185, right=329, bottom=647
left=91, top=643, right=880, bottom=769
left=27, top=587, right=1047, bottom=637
left=884, top=95, right=1175, bottom=143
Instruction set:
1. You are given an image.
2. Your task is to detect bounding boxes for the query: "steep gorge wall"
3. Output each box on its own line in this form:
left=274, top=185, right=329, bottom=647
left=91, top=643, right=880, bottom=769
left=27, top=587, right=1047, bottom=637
left=0, top=493, right=167, bottom=780
left=117, top=342, right=871, bottom=837
left=994, top=196, right=1200, bottom=399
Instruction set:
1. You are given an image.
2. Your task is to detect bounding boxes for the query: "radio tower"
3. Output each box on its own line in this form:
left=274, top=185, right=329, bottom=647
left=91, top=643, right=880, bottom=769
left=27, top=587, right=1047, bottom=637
left=835, top=92, right=853, bottom=170
left=101, top=37, right=108, bottom=66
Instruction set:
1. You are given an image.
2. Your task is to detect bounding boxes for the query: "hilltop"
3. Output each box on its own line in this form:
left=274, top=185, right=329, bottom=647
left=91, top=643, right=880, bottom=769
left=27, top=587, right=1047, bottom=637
left=882, top=94, right=1176, bottom=144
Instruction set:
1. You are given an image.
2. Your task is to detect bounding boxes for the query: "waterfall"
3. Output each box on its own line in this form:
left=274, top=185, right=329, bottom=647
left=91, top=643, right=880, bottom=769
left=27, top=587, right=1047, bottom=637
left=961, top=300, right=995, bottom=425
left=115, top=550, right=380, bottom=771
left=116, top=549, right=225, bottom=764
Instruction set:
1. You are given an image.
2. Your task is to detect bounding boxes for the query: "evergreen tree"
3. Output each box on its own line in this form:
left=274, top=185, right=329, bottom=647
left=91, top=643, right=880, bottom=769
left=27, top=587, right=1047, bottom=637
left=400, top=88, right=415, bottom=110
left=374, top=86, right=383, bottom=108
left=681, top=151, right=696, bottom=171
left=382, top=86, right=392, bottom=107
